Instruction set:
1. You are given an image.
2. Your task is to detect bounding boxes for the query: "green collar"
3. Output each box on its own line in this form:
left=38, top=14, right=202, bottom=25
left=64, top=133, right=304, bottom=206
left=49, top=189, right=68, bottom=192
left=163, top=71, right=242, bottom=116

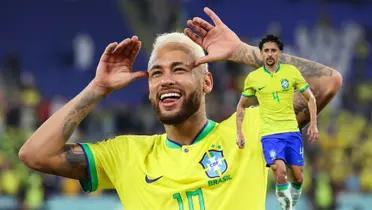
left=165, top=120, right=217, bottom=149
left=263, top=63, right=280, bottom=76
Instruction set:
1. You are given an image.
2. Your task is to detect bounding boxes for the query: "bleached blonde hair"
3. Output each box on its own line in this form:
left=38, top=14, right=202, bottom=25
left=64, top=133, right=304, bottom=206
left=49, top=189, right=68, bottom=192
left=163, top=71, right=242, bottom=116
left=148, top=32, right=208, bottom=72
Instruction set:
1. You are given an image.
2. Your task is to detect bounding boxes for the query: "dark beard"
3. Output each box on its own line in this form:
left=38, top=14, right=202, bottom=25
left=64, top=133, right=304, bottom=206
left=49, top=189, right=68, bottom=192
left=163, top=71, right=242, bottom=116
left=265, top=59, right=275, bottom=67
left=151, top=90, right=202, bottom=125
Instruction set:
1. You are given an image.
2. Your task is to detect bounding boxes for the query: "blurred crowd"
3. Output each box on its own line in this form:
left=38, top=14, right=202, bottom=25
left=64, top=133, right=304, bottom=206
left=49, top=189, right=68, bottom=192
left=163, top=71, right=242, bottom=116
left=1, top=2, right=372, bottom=210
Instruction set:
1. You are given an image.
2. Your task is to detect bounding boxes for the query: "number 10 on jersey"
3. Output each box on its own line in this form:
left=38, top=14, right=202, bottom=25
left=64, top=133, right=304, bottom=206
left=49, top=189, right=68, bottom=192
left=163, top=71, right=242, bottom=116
left=173, top=188, right=205, bottom=210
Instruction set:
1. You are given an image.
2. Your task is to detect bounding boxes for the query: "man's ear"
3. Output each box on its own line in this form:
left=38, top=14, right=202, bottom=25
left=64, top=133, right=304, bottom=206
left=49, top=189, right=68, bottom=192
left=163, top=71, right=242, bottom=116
left=203, top=72, right=213, bottom=94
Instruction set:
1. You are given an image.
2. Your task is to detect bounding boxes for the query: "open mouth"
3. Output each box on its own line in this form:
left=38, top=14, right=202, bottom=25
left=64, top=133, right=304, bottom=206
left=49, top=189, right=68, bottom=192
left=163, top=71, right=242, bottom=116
left=160, top=92, right=181, bottom=101
left=158, top=91, right=182, bottom=107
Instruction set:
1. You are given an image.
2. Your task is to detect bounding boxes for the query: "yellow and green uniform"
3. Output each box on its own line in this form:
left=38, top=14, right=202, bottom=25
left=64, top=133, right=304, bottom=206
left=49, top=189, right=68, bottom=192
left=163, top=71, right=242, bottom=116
left=79, top=108, right=268, bottom=210
left=242, top=64, right=309, bottom=136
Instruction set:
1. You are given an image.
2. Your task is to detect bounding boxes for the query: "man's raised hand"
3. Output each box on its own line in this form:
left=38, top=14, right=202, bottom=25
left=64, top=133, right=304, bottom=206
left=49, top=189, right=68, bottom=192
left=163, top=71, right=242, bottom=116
left=92, top=36, right=147, bottom=95
left=184, top=7, right=241, bottom=66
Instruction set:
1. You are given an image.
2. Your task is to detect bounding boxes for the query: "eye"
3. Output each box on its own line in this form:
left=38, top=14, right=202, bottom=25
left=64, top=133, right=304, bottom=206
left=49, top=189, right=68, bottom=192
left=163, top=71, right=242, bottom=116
left=150, top=70, right=162, bottom=78
left=174, top=67, right=187, bottom=73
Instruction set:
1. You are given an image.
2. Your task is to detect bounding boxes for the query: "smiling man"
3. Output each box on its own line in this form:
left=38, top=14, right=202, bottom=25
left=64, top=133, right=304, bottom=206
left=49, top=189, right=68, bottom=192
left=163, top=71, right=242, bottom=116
left=147, top=39, right=209, bottom=127
left=19, top=33, right=268, bottom=210
left=18, top=8, right=341, bottom=210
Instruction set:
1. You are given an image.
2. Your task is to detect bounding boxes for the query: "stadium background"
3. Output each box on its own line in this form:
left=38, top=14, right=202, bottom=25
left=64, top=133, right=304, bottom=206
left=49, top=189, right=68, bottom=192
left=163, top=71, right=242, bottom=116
left=0, top=0, right=371, bottom=209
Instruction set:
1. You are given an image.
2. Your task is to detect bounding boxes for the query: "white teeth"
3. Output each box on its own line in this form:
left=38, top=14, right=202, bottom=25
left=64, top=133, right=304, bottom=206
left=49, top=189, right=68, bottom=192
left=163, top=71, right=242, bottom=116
left=160, top=92, right=181, bottom=100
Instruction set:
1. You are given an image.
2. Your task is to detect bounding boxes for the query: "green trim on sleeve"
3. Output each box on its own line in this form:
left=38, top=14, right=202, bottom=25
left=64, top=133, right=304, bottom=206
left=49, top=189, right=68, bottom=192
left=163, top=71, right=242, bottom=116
left=241, top=93, right=256, bottom=97
left=78, top=143, right=98, bottom=192
left=299, top=83, right=310, bottom=93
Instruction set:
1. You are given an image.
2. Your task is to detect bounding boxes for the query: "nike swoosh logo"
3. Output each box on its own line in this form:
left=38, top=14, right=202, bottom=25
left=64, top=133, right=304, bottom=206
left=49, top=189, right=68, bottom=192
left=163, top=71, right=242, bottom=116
left=145, top=175, right=163, bottom=184
left=258, top=87, right=265, bottom=91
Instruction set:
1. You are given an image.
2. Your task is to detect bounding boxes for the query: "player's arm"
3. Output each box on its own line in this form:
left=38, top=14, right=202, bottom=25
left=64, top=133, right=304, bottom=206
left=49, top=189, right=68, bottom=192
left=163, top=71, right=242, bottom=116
left=18, top=36, right=146, bottom=180
left=300, top=88, right=319, bottom=142
left=19, top=86, right=103, bottom=180
left=281, top=56, right=342, bottom=128
left=236, top=95, right=258, bottom=148
left=185, top=7, right=342, bottom=127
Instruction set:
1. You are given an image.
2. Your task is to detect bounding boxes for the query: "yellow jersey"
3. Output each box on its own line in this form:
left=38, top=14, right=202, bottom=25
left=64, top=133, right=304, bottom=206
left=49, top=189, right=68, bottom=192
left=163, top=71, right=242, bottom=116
left=242, top=64, right=309, bottom=136
left=79, top=107, right=268, bottom=210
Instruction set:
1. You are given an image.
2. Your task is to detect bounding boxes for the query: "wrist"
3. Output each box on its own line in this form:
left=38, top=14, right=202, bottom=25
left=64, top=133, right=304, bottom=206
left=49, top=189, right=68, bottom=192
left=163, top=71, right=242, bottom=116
left=310, top=121, right=317, bottom=127
left=229, top=41, right=245, bottom=62
left=89, top=80, right=112, bottom=97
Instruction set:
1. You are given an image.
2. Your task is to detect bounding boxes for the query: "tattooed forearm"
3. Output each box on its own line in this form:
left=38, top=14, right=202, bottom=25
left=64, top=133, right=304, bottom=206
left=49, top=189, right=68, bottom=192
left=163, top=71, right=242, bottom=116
left=280, top=54, right=333, bottom=77
left=62, top=91, right=103, bottom=140
left=252, top=50, right=262, bottom=67
left=293, top=91, right=311, bottom=129
left=231, top=43, right=263, bottom=67
left=64, top=145, right=86, bottom=167
left=231, top=43, right=335, bottom=79
left=63, top=121, right=78, bottom=141
left=293, top=92, right=309, bottom=115
left=294, top=88, right=324, bottom=128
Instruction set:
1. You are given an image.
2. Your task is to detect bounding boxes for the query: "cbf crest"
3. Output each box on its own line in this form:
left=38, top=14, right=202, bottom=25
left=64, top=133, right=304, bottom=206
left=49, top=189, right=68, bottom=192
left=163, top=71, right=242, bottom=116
left=199, top=150, right=228, bottom=178
left=281, top=79, right=289, bottom=90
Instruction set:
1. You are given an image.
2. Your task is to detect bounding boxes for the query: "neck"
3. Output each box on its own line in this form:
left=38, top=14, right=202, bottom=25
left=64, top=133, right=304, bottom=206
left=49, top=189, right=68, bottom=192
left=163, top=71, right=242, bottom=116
left=164, top=106, right=207, bottom=145
left=265, top=63, right=279, bottom=73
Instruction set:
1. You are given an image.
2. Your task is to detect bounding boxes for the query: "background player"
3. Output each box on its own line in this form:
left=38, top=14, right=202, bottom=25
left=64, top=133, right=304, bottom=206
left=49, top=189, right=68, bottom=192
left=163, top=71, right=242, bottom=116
left=236, top=34, right=318, bottom=210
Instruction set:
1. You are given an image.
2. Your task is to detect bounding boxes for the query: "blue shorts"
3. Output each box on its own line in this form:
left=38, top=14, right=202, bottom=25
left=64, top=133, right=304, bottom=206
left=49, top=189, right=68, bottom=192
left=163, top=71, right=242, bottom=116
left=261, top=132, right=304, bottom=167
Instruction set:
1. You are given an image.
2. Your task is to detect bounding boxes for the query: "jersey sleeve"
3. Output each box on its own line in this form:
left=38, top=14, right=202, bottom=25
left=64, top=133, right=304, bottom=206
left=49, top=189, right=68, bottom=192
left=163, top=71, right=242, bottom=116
left=78, top=136, right=130, bottom=192
left=242, top=74, right=256, bottom=97
left=293, top=67, right=310, bottom=92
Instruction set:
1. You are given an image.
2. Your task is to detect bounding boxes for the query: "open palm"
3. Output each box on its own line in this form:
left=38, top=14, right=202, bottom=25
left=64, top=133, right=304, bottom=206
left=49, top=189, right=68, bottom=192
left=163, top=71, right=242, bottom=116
left=184, top=7, right=241, bottom=66
left=94, top=36, right=147, bottom=93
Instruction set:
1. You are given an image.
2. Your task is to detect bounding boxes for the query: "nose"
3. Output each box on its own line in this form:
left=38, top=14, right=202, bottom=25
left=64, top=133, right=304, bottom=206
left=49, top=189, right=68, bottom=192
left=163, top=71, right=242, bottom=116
left=160, top=72, right=175, bottom=87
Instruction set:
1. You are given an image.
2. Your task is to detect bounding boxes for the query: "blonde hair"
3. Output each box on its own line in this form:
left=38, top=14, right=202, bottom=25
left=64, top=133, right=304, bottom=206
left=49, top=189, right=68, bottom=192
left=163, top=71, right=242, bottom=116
left=148, top=32, right=208, bottom=72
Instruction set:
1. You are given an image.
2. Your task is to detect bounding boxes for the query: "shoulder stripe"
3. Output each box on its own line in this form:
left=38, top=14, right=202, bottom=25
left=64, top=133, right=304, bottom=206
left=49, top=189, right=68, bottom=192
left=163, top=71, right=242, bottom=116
left=242, top=93, right=256, bottom=97
left=299, top=83, right=310, bottom=93
left=78, top=143, right=98, bottom=192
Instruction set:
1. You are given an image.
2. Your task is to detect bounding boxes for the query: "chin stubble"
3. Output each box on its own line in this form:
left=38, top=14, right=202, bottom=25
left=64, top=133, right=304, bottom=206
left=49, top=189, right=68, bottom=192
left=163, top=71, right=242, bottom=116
left=152, top=90, right=202, bottom=125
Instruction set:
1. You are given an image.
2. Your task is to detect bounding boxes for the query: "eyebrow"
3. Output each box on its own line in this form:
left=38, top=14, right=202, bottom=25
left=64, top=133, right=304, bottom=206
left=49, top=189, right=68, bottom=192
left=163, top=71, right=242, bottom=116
left=149, top=61, right=190, bottom=72
left=171, top=62, right=189, bottom=68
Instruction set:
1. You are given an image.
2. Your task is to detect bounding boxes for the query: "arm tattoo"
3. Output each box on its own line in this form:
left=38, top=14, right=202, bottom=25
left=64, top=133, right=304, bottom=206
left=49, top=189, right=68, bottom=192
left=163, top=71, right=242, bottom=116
left=231, top=43, right=263, bottom=67
left=64, top=145, right=86, bottom=167
left=233, top=43, right=334, bottom=78
left=280, top=54, right=333, bottom=78
left=293, top=93, right=308, bottom=115
left=281, top=54, right=335, bottom=127
left=252, top=50, right=262, bottom=67
left=62, top=92, right=103, bottom=140
left=63, top=121, right=77, bottom=141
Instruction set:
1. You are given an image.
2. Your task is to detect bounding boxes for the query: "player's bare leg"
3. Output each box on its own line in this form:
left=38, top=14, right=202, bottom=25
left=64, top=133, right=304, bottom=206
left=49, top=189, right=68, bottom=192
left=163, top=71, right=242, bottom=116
left=271, top=160, right=293, bottom=210
left=288, top=165, right=304, bottom=208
